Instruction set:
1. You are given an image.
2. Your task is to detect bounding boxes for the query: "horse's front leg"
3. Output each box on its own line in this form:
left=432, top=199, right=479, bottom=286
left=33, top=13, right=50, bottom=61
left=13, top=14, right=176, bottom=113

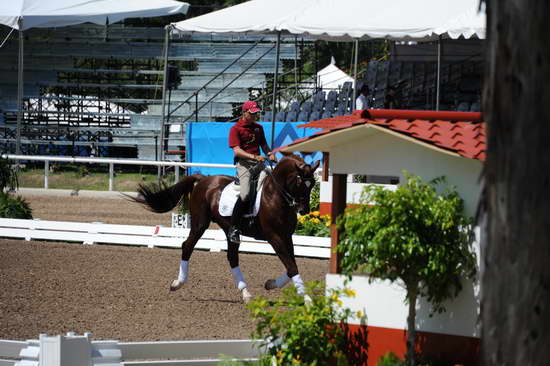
left=227, top=240, right=253, bottom=303
left=265, top=235, right=311, bottom=303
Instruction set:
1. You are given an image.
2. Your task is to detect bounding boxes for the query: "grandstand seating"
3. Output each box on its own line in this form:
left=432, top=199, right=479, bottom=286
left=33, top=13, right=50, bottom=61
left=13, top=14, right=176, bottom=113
left=286, top=111, right=298, bottom=122
left=261, top=111, right=273, bottom=122
left=309, top=111, right=321, bottom=122
left=321, top=111, right=333, bottom=119
left=275, top=111, right=287, bottom=122
left=297, top=110, right=310, bottom=122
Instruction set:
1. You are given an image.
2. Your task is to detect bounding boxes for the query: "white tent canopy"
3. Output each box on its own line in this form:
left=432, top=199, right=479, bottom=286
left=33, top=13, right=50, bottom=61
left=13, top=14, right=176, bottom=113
left=317, top=58, right=354, bottom=90
left=172, top=0, right=485, bottom=41
left=0, top=0, right=189, bottom=30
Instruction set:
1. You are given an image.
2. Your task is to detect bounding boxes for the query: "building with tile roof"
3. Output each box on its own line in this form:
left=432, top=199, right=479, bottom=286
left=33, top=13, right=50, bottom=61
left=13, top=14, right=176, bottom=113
left=278, top=109, right=484, bottom=366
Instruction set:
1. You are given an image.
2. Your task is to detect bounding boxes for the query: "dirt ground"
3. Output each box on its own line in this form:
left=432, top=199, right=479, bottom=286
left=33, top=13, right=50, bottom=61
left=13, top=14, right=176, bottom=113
left=0, top=192, right=329, bottom=341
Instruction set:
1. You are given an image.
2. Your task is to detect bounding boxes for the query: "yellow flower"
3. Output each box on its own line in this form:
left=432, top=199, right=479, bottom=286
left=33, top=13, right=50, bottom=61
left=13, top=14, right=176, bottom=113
left=331, top=294, right=339, bottom=302
left=311, top=218, right=321, bottom=224
left=311, top=211, right=320, bottom=216
left=343, top=288, right=357, bottom=298
left=298, top=215, right=306, bottom=224
left=356, top=310, right=364, bottom=318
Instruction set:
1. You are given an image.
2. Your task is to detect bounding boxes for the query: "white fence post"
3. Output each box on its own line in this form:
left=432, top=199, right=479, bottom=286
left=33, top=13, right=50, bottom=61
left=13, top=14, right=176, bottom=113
left=108, top=163, right=114, bottom=192
left=44, top=160, right=49, bottom=189
left=39, top=332, right=92, bottom=366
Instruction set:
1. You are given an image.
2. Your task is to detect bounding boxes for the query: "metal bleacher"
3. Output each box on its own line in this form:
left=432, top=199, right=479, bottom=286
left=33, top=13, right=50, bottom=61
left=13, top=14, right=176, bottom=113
left=0, top=24, right=301, bottom=159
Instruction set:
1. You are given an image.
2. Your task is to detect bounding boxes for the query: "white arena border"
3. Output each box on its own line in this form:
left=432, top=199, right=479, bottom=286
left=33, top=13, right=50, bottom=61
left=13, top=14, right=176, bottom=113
left=0, top=218, right=331, bottom=259
left=0, top=332, right=264, bottom=366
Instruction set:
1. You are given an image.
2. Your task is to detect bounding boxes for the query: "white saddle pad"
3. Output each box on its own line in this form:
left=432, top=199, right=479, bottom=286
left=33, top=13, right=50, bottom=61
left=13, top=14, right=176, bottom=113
left=219, top=182, right=263, bottom=217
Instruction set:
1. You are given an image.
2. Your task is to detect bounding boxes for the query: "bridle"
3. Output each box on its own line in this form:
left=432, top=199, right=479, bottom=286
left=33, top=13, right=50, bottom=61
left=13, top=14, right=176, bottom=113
left=263, top=159, right=314, bottom=209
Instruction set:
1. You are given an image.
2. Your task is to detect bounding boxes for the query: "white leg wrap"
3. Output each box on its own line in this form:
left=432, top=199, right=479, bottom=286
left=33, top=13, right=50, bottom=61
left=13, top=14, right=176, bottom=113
left=275, top=273, right=291, bottom=288
left=178, top=260, right=189, bottom=283
left=292, top=274, right=305, bottom=295
left=231, top=266, right=247, bottom=290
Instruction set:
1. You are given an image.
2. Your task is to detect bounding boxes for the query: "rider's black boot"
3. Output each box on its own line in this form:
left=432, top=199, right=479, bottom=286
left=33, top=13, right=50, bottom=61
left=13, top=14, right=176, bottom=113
left=229, top=197, right=245, bottom=244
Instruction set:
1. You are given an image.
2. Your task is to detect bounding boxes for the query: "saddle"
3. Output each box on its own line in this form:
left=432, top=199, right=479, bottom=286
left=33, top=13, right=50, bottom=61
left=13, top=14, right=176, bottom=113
left=218, top=164, right=269, bottom=218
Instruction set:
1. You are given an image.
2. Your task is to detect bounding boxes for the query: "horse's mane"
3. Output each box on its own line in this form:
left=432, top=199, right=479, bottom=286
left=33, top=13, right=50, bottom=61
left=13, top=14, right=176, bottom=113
left=278, top=153, right=305, bottom=165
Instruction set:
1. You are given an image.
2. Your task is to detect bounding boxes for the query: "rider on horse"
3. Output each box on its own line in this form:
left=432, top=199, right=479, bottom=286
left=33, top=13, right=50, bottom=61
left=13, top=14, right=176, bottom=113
left=228, top=101, right=276, bottom=244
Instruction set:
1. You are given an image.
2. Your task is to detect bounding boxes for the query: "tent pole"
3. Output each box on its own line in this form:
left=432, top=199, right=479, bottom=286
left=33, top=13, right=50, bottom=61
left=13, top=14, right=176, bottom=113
left=16, top=18, right=24, bottom=155
left=352, top=39, right=359, bottom=110
left=435, top=35, right=442, bottom=111
left=159, top=25, right=171, bottom=162
left=270, top=31, right=281, bottom=149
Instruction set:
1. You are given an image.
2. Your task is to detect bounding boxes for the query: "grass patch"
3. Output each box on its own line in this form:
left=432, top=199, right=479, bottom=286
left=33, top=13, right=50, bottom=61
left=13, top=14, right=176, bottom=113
left=18, top=165, right=176, bottom=192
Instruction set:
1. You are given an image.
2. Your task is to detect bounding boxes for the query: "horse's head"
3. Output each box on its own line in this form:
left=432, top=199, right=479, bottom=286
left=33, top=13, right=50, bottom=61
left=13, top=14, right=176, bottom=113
left=275, top=154, right=321, bottom=215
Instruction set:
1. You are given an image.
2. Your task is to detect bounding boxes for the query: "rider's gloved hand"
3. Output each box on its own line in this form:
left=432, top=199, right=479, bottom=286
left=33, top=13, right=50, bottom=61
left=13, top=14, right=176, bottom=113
left=254, top=155, right=265, bottom=162
left=267, top=152, right=277, bottom=162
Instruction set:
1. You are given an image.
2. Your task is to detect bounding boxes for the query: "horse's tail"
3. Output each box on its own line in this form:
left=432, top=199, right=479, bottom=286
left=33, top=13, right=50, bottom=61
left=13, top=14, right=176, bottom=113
left=132, top=174, right=205, bottom=213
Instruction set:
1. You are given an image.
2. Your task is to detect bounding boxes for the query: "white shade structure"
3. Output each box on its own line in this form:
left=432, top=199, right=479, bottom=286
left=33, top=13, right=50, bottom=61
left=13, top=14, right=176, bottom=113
left=0, top=0, right=189, bottom=30
left=172, top=0, right=484, bottom=41
left=0, top=0, right=189, bottom=154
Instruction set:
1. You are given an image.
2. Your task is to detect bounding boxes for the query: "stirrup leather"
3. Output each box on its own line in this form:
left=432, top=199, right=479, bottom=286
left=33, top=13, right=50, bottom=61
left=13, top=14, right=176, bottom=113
left=229, top=227, right=241, bottom=243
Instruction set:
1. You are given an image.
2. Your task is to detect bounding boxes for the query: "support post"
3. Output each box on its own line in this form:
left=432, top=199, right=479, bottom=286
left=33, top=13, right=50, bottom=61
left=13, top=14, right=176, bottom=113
left=352, top=39, right=359, bottom=110
left=322, top=152, right=329, bottom=182
left=436, top=36, right=442, bottom=111
left=270, top=31, right=281, bottom=149
left=330, top=173, right=347, bottom=274
left=175, top=165, right=179, bottom=183
left=159, top=25, right=171, bottom=161
left=16, top=19, right=24, bottom=155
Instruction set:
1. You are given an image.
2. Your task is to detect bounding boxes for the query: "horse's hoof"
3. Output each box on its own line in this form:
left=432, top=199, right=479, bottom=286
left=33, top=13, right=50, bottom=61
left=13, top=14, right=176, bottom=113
left=170, top=279, right=185, bottom=291
left=242, top=288, right=253, bottom=304
left=264, top=279, right=277, bottom=290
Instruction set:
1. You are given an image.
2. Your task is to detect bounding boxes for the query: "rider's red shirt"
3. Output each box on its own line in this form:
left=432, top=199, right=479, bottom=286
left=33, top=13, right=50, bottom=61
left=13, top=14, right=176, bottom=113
left=228, top=119, right=267, bottom=156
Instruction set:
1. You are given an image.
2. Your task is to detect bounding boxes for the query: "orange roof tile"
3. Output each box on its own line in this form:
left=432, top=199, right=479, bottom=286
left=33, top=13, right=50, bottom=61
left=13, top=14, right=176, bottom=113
left=290, top=109, right=486, bottom=161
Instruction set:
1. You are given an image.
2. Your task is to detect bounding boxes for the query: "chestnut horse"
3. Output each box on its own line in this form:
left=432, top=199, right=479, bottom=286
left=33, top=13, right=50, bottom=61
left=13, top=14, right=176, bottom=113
left=132, top=154, right=320, bottom=303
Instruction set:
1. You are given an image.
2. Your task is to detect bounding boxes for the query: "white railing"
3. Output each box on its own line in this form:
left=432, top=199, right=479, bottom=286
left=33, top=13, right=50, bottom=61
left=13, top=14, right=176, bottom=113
left=0, top=333, right=264, bottom=366
left=0, top=218, right=331, bottom=259
left=1, top=154, right=235, bottom=191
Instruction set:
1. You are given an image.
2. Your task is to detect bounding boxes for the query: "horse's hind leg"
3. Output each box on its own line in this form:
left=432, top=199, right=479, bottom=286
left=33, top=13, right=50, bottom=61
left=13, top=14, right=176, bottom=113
left=227, top=240, right=252, bottom=303
left=170, top=210, right=211, bottom=291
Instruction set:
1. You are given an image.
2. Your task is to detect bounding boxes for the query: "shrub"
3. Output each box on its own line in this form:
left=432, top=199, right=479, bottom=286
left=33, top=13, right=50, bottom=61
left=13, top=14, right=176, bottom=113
left=0, top=156, right=18, bottom=191
left=309, top=179, right=320, bottom=211
left=0, top=192, right=32, bottom=219
left=247, top=281, right=367, bottom=365
left=295, top=211, right=330, bottom=237
left=377, top=352, right=405, bottom=366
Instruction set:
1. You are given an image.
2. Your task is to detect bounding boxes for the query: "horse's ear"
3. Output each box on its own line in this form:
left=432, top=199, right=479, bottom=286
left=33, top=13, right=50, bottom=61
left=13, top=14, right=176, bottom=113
left=295, top=161, right=306, bottom=170
left=311, top=160, right=320, bottom=172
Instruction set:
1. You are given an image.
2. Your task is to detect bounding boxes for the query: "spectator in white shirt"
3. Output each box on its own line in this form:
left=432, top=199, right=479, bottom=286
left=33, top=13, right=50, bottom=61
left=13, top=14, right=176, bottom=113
left=355, top=84, right=370, bottom=110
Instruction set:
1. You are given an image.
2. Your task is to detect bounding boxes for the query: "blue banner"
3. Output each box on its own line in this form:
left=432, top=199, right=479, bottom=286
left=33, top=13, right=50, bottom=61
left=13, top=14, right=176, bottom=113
left=186, top=122, right=323, bottom=176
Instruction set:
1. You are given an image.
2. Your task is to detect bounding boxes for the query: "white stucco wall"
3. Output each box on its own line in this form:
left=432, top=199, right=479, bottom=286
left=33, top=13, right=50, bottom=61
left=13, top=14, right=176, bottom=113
left=325, top=130, right=483, bottom=217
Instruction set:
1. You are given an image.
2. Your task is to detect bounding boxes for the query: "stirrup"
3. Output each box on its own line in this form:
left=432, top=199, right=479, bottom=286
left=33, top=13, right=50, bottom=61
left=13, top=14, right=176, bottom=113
left=229, top=227, right=241, bottom=244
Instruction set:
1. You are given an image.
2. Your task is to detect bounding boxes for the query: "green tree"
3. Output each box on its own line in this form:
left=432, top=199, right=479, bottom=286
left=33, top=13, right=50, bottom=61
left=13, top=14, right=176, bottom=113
left=337, top=173, right=476, bottom=366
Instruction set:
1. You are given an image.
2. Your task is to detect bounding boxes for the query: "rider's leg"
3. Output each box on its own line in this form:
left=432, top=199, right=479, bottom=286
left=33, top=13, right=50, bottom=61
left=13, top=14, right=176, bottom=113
left=229, top=162, right=251, bottom=243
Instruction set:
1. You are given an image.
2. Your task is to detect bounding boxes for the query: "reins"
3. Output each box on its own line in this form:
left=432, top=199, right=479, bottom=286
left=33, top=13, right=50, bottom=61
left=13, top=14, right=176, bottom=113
left=263, top=159, right=299, bottom=208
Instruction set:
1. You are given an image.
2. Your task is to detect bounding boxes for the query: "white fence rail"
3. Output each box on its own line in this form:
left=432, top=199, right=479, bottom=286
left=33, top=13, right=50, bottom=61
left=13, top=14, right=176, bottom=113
left=0, top=333, right=263, bottom=366
left=0, top=218, right=331, bottom=259
left=2, top=154, right=235, bottom=191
